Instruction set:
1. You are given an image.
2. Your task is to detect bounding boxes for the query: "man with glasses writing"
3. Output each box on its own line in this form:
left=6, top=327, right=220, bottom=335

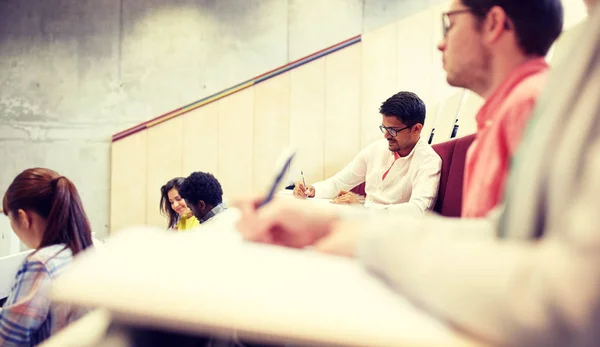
left=294, top=91, right=442, bottom=215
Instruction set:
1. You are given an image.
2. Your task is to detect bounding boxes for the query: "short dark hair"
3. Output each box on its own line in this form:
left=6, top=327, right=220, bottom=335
left=179, top=172, right=223, bottom=207
left=379, top=91, right=426, bottom=127
left=159, top=177, right=186, bottom=229
left=461, top=0, right=563, bottom=56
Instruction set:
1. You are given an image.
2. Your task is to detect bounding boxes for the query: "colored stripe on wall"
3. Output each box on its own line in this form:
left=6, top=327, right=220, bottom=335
left=112, top=35, right=361, bottom=142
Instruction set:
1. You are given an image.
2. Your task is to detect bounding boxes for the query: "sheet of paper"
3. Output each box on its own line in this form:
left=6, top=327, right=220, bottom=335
left=51, top=216, right=481, bottom=347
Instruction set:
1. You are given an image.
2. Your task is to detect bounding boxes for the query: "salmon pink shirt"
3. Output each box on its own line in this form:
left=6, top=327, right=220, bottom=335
left=462, top=58, right=550, bottom=218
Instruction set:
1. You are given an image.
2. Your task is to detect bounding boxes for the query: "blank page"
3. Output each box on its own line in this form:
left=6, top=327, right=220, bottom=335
left=51, top=211, right=481, bottom=347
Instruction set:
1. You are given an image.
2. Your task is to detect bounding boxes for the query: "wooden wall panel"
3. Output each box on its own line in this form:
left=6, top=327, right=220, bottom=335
left=396, top=8, right=435, bottom=106
left=217, top=88, right=254, bottom=202
left=289, top=60, right=326, bottom=185
left=324, top=44, right=361, bottom=178
left=145, top=118, right=184, bottom=228
left=429, top=1, right=454, bottom=106
left=181, top=102, right=219, bottom=177
left=110, top=132, right=148, bottom=233
left=421, top=100, right=442, bottom=143
left=253, top=75, right=291, bottom=193
left=429, top=90, right=464, bottom=144
left=360, top=23, right=397, bottom=148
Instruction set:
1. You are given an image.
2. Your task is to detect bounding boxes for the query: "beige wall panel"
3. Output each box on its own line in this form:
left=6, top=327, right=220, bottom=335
left=217, top=88, right=254, bottom=202
left=181, top=102, right=219, bottom=177
left=110, top=132, right=148, bottom=233
left=429, top=2, right=454, bottom=102
left=289, top=59, right=326, bottom=185
left=360, top=23, right=397, bottom=148
left=146, top=118, right=184, bottom=228
left=429, top=90, right=464, bottom=144
left=396, top=8, right=435, bottom=107
left=253, top=75, right=291, bottom=194
left=421, top=100, right=441, bottom=143
left=324, top=44, right=361, bottom=178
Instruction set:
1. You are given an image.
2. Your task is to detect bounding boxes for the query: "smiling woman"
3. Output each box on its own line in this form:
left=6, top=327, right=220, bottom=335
left=159, top=177, right=200, bottom=231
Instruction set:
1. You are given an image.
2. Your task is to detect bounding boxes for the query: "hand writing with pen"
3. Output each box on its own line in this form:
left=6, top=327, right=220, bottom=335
left=292, top=179, right=315, bottom=198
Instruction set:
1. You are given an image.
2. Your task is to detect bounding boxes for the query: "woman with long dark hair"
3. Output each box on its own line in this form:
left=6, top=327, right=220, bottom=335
left=0, top=168, right=93, bottom=346
left=160, top=177, right=199, bottom=231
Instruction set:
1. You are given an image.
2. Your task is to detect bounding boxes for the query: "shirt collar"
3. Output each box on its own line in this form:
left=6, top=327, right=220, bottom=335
left=475, top=58, right=549, bottom=129
left=199, top=203, right=227, bottom=223
left=392, top=137, right=423, bottom=160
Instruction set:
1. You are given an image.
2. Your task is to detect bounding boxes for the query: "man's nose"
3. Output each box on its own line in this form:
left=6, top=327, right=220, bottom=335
left=437, top=38, right=446, bottom=52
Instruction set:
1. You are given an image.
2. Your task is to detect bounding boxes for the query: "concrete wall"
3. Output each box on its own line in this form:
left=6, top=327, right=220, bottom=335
left=0, top=0, right=447, bottom=239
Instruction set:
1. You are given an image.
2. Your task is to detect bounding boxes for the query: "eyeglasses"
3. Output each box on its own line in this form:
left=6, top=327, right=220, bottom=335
left=441, top=9, right=474, bottom=37
left=441, top=8, right=511, bottom=37
left=379, top=125, right=411, bottom=137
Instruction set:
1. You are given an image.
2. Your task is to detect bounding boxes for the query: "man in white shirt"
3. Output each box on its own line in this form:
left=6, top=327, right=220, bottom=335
left=294, top=91, right=442, bottom=215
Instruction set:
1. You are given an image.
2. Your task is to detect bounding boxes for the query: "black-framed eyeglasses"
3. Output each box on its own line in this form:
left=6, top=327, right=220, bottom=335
left=441, top=8, right=510, bottom=37
left=441, top=9, right=474, bottom=37
left=379, top=124, right=411, bottom=137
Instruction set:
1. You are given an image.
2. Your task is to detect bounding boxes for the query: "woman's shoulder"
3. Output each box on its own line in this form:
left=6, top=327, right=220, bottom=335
left=25, top=244, right=73, bottom=275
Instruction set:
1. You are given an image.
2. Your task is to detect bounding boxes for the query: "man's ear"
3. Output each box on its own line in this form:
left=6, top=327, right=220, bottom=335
left=198, top=200, right=206, bottom=211
left=16, top=209, right=31, bottom=229
left=412, top=123, right=423, bottom=134
left=483, top=6, right=510, bottom=44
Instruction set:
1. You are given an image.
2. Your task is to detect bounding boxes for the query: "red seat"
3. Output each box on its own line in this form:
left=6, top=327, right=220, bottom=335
left=432, top=134, right=476, bottom=217
left=350, top=181, right=366, bottom=197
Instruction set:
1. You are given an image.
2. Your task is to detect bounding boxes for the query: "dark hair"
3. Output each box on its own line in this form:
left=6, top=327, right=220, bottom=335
left=179, top=172, right=223, bottom=207
left=2, top=168, right=93, bottom=255
left=461, top=0, right=563, bottom=56
left=379, top=91, right=426, bottom=127
left=160, top=177, right=186, bottom=229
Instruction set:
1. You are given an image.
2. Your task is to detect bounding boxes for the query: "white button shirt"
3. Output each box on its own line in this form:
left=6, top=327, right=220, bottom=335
left=312, top=138, right=442, bottom=215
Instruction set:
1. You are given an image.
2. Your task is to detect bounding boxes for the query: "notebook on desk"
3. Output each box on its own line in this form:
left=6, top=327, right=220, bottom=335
left=50, top=218, right=482, bottom=347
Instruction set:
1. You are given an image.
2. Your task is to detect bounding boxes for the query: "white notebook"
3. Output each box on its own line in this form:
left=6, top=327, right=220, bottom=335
left=50, top=212, right=482, bottom=347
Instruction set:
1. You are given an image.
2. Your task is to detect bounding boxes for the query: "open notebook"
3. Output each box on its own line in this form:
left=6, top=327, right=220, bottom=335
left=50, top=210, right=482, bottom=347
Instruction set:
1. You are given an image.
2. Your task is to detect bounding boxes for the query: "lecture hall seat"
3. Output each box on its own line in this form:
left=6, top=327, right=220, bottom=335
left=431, top=134, right=476, bottom=217
left=349, top=134, right=476, bottom=217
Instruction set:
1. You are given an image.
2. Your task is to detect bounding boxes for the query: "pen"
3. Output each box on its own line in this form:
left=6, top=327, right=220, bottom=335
left=301, top=171, right=307, bottom=188
left=258, top=151, right=295, bottom=207
left=300, top=171, right=310, bottom=196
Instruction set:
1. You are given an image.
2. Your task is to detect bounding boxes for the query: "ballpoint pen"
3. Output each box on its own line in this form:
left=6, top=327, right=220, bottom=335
left=301, top=171, right=312, bottom=196
left=258, top=151, right=295, bottom=207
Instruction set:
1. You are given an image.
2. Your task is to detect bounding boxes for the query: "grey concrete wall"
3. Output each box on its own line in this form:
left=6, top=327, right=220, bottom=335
left=0, top=0, right=444, bottom=239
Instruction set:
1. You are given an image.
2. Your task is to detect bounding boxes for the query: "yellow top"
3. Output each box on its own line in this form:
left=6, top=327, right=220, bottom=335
left=175, top=214, right=200, bottom=231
